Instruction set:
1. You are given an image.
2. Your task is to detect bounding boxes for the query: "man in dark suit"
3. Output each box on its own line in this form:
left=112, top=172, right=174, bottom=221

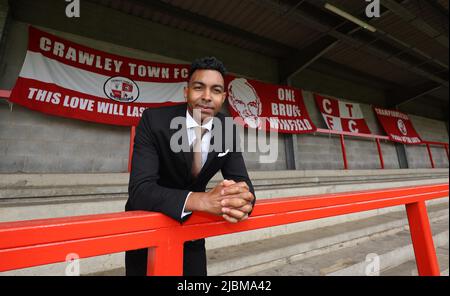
left=125, top=57, right=255, bottom=276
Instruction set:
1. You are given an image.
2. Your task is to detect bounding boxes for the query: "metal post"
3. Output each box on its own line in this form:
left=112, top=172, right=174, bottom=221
left=445, top=144, right=449, bottom=161
left=284, top=134, right=296, bottom=170
left=395, top=142, right=409, bottom=169
left=340, top=134, right=348, bottom=170
left=405, top=201, right=440, bottom=276
left=284, top=77, right=297, bottom=170
left=426, top=143, right=435, bottom=168
left=376, top=138, right=385, bottom=169
left=128, top=126, right=136, bottom=172
left=146, top=242, right=184, bottom=276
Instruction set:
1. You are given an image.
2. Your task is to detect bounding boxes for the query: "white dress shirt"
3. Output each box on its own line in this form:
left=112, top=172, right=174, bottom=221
left=181, top=110, right=213, bottom=218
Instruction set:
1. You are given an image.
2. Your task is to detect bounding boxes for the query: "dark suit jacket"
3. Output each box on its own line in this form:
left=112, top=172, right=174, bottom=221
left=125, top=103, right=255, bottom=276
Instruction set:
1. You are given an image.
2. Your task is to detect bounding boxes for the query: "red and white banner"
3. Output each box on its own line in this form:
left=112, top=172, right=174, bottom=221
left=11, top=27, right=317, bottom=133
left=373, top=107, right=423, bottom=144
left=315, top=94, right=371, bottom=134
left=9, top=27, right=189, bottom=126
left=226, top=77, right=316, bottom=134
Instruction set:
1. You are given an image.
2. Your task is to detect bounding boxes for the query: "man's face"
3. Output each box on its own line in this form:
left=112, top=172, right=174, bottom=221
left=185, top=69, right=226, bottom=123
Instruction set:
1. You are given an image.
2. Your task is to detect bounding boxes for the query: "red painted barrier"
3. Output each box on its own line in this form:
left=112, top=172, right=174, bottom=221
left=340, top=134, right=348, bottom=170
left=426, top=143, right=436, bottom=169
left=0, top=90, right=11, bottom=98
left=376, top=138, right=385, bottom=169
left=316, top=128, right=449, bottom=169
left=128, top=126, right=136, bottom=172
left=0, top=183, right=448, bottom=276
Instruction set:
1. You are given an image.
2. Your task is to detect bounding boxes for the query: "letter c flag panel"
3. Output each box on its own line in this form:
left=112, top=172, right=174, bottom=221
left=315, top=94, right=372, bottom=134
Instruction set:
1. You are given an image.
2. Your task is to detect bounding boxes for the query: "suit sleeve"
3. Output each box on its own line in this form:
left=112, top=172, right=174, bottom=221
left=127, top=109, right=190, bottom=223
left=220, top=127, right=256, bottom=215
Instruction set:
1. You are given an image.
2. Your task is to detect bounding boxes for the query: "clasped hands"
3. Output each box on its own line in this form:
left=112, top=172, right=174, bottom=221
left=216, top=179, right=254, bottom=223
left=185, top=179, right=254, bottom=223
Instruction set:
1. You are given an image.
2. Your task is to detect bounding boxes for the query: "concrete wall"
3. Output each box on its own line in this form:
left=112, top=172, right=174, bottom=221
left=0, top=104, right=130, bottom=172
left=0, top=0, right=448, bottom=173
left=406, top=115, right=449, bottom=169
left=0, top=0, right=7, bottom=41
left=292, top=68, right=387, bottom=106
left=0, top=0, right=8, bottom=78
left=0, top=16, right=287, bottom=172
left=0, top=21, right=148, bottom=173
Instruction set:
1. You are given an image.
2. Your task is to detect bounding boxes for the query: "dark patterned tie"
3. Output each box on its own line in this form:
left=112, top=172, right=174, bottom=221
left=191, top=126, right=207, bottom=178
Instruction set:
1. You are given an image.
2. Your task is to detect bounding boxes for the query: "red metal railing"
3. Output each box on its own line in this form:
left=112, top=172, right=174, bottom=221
left=125, top=126, right=449, bottom=172
left=315, top=128, right=449, bottom=170
left=0, top=183, right=448, bottom=276
left=128, top=126, right=136, bottom=173
left=0, top=90, right=11, bottom=98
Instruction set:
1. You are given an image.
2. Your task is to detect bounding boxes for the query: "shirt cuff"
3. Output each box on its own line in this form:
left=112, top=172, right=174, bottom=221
left=181, top=191, right=193, bottom=219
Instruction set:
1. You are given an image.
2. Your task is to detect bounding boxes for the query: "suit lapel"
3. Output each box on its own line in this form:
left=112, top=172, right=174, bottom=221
left=181, top=127, right=193, bottom=176
left=168, top=104, right=193, bottom=181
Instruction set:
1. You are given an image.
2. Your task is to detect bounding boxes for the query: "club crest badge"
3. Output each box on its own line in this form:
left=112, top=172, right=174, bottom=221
left=104, top=76, right=139, bottom=103
left=397, top=119, right=408, bottom=135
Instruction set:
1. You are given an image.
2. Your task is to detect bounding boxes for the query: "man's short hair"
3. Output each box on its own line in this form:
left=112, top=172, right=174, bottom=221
left=189, top=56, right=227, bottom=80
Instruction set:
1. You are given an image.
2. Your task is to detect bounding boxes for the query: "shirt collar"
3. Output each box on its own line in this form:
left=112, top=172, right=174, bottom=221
left=186, top=109, right=213, bottom=131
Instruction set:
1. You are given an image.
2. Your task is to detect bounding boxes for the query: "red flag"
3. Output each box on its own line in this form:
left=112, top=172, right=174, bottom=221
left=373, top=107, right=423, bottom=144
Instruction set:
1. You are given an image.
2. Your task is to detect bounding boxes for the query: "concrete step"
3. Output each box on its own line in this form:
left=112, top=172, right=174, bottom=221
left=245, top=172, right=450, bottom=190
left=1, top=173, right=447, bottom=224
left=381, top=243, right=449, bottom=276
left=1, top=169, right=447, bottom=200
left=246, top=212, right=449, bottom=276
left=207, top=201, right=449, bottom=276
